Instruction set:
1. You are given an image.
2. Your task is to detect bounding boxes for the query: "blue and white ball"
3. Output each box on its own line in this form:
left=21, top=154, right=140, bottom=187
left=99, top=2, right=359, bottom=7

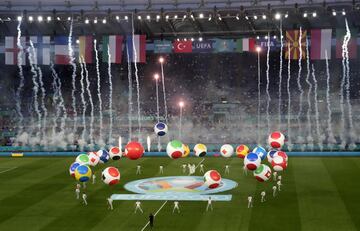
left=267, top=150, right=277, bottom=163
left=154, top=122, right=168, bottom=136
left=252, top=146, right=267, bottom=160
left=244, top=153, right=261, bottom=171
left=96, top=149, right=110, bottom=164
left=69, top=162, right=81, bottom=178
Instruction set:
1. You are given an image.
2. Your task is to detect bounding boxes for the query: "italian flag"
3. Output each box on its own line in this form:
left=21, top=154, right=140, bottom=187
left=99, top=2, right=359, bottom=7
left=78, top=36, right=93, bottom=63
left=102, top=35, right=124, bottom=63
left=236, top=38, right=256, bottom=52
left=335, top=29, right=357, bottom=59
left=310, top=29, right=332, bottom=60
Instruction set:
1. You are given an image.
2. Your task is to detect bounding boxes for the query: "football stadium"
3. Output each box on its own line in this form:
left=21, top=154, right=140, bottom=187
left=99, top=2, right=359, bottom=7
left=0, top=0, right=360, bottom=230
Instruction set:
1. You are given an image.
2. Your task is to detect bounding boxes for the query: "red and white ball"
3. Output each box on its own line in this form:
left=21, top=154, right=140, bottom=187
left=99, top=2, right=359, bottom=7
left=203, top=170, right=222, bottom=189
left=87, top=152, right=100, bottom=166
left=271, top=156, right=287, bottom=171
left=273, top=151, right=288, bottom=162
left=268, top=131, right=285, bottom=149
left=101, top=167, right=121, bottom=185
left=253, top=164, right=272, bottom=182
left=109, top=146, right=122, bottom=160
left=220, top=144, right=234, bottom=158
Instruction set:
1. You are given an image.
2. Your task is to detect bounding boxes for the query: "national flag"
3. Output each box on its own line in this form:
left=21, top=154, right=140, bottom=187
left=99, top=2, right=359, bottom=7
left=29, top=36, right=51, bottom=65
left=310, top=29, right=332, bottom=60
left=214, top=39, right=235, bottom=52
left=192, top=40, right=214, bottom=53
left=102, top=35, right=124, bottom=63
left=236, top=38, right=256, bottom=52
left=285, top=30, right=307, bottom=59
left=336, top=29, right=357, bottom=59
left=78, top=36, right=93, bottom=63
left=5, top=36, right=26, bottom=65
left=173, top=40, right=192, bottom=53
left=54, top=36, right=71, bottom=65
left=126, top=35, right=146, bottom=63
left=154, top=40, right=172, bottom=53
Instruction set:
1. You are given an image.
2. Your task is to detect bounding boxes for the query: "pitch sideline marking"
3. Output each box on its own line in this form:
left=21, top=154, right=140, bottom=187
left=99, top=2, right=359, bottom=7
left=0, top=167, right=17, bottom=174
left=140, top=200, right=168, bottom=231
left=139, top=158, right=205, bottom=231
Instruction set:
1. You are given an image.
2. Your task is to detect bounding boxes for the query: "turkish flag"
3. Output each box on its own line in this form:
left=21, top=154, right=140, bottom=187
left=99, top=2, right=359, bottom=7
left=173, top=41, right=192, bottom=53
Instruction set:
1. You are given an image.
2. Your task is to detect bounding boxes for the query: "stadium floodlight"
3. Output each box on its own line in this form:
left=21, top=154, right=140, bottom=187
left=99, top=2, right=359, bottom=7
left=94, top=18, right=98, bottom=24
left=275, top=13, right=281, bottom=20
left=124, top=15, right=129, bottom=20
left=67, top=17, right=71, bottom=21
left=174, top=14, right=178, bottom=19
left=273, top=35, right=277, bottom=39
left=165, top=15, right=169, bottom=20
left=85, top=18, right=89, bottom=24
left=342, top=9, right=346, bottom=15
left=116, top=15, right=120, bottom=20
left=256, top=36, right=260, bottom=39
left=154, top=73, right=160, bottom=80
left=191, top=38, right=194, bottom=41
left=159, top=57, right=164, bottom=63
left=284, top=13, right=288, bottom=18
left=17, top=16, right=22, bottom=22
left=179, top=101, right=184, bottom=107
left=28, top=16, right=34, bottom=22
left=256, top=46, right=261, bottom=52
left=253, top=15, right=258, bottom=20
left=262, top=14, right=266, bottom=19
left=137, top=15, right=142, bottom=20
left=245, top=15, right=249, bottom=20
left=199, top=13, right=204, bottom=18
left=312, top=12, right=317, bottom=17
left=102, top=18, right=106, bottom=24
left=146, top=15, right=151, bottom=20
left=332, top=10, right=337, bottom=16
left=208, top=14, right=212, bottom=21
left=265, top=35, right=268, bottom=39
left=37, top=15, right=43, bottom=22
left=236, top=14, right=240, bottom=20
left=303, top=12, right=308, bottom=18
left=47, top=16, right=51, bottom=22
left=57, top=16, right=61, bottom=21
left=183, top=15, right=187, bottom=19
left=199, top=37, right=203, bottom=41
left=76, top=39, right=79, bottom=44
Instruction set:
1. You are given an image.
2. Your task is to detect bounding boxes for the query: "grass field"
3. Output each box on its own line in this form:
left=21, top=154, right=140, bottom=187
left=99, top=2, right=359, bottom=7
left=0, top=156, right=360, bottom=231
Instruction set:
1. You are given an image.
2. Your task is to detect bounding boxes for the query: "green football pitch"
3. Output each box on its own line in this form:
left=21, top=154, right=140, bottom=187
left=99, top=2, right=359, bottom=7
left=0, top=156, right=360, bottom=231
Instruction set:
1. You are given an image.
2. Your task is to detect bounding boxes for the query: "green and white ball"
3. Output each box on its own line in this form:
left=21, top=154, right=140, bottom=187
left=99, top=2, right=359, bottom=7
left=166, top=140, right=184, bottom=159
left=75, top=154, right=90, bottom=166
left=253, top=164, right=272, bottom=182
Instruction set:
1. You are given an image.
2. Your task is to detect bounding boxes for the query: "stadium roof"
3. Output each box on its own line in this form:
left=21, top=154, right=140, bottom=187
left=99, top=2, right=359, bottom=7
left=0, top=0, right=359, bottom=39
